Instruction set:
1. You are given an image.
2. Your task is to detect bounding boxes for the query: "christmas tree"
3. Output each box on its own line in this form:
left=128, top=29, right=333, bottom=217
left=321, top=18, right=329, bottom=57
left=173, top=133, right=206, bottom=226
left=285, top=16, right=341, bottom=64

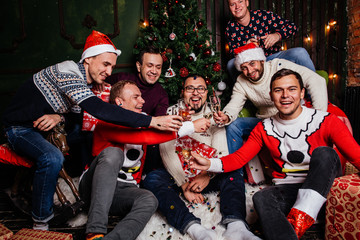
left=134, top=0, right=226, bottom=105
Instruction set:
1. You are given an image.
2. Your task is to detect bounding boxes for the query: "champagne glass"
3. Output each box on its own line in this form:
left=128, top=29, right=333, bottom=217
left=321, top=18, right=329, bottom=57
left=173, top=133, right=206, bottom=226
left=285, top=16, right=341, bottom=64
left=177, top=100, right=191, bottom=121
left=209, top=89, right=224, bottom=127
left=200, top=112, right=212, bottom=136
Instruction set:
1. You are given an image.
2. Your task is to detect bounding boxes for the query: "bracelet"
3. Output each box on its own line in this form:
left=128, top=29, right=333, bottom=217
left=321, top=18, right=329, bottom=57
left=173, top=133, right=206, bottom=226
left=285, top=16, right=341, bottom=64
left=207, top=172, right=215, bottom=179
left=275, top=32, right=282, bottom=41
left=59, top=115, right=65, bottom=123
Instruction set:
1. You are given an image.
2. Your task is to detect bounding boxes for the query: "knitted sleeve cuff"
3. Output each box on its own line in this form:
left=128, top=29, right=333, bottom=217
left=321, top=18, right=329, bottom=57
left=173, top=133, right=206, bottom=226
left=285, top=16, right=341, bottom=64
left=208, top=158, right=224, bottom=173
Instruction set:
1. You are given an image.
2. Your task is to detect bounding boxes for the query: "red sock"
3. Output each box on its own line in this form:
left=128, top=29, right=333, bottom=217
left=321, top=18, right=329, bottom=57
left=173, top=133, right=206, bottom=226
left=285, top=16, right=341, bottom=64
left=287, top=208, right=315, bottom=239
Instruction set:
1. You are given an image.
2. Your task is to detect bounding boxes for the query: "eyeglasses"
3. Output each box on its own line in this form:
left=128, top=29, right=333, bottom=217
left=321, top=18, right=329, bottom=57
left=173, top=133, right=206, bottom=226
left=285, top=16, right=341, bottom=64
left=184, top=86, right=207, bottom=94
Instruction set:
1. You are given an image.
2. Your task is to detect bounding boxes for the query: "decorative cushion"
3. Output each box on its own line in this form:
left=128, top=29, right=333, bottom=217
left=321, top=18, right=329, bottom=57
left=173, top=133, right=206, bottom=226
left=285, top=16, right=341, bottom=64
left=325, top=173, right=360, bottom=240
left=82, top=86, right=111, bottom=131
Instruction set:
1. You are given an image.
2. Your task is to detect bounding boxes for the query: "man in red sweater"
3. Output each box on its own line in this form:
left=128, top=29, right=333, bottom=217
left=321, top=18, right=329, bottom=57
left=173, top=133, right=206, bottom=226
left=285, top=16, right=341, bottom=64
left=189, top=68, right=360, bottom=239
left=79, top=80, right=206, bottom=240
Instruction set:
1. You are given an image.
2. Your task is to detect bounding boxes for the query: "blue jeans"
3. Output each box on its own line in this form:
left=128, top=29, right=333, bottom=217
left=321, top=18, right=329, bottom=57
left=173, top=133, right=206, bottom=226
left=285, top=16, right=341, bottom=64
left=227, top=47, right=316, bottom=82
left=143, top=168, right=246, bottom=234
left=226, top=117, right=261, bottom=154
left=5, top=126, right=64, bottom=222
left=252, top=147, right=342, bottom=240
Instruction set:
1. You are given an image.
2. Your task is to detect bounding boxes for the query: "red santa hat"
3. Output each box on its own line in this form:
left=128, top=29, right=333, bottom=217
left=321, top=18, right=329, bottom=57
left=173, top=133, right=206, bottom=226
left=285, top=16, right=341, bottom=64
left=80, top=30, right=121, bottom=63
left=234, top=43, right=266, bottom=70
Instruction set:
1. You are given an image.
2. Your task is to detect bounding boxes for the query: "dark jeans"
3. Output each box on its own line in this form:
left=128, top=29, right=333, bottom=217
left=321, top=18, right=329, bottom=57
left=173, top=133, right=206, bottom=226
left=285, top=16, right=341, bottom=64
left=253, top=147, right=342, bottom=240
left=143, top=168, right=246, bottom=234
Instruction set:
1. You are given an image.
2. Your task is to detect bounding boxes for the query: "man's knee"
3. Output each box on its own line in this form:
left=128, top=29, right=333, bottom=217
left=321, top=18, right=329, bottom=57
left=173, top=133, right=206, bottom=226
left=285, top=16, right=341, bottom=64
left=311, top=146, right=340, bottom=169
left=137, top=191, right=159, bottom=211
left=142, top=170, right=167, bottom=190
left=98, top=147, right=124, bottom=168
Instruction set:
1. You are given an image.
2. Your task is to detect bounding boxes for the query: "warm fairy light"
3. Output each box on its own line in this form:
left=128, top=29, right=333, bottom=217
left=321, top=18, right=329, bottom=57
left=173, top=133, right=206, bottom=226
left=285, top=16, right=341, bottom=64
left=307, top=35, right=311, bottom=42
left=326, top=24, right=330, bottom=30
left=225, top=43, right=230, bottom=52
left=143, top=20, right=148, bottom=27
left=330, top=21, right=337, bottom=26
left=281, top=45, right=284, bottom=50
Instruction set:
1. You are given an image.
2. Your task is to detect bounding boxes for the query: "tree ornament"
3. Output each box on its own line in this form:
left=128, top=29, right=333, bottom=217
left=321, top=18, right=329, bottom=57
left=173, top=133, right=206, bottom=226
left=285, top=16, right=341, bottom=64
left=205, top=77, right=211, bottom=85
left=176, top=54, right=182, bottom=61
left=161, top=20, right=167, bottom=27
left=161, top=52, right=168, bottom=62
left=187, top=56, right=194, bottom=62
left=153, top=36, right=158, bottom=41
left=197, top=20, right=204, bottom=28
left=217, top=81, right=226, bottom=91
left=155, top=4, right=159, bottom=9
left=203, top=48, right=211, bottom=57
left=165, top=58, right=176, bottom=78
left=205, top=40, right=210, bottom=47
left=211, top=49, right=215, bottom=56
left=185, top=43, right=190, bottom=52
left=180, top=67, right=189, bottom=78
left=189, top=52, right=197, bottom=61
left=169, top=32, right=176, bottom=40
left=213, top=63, right=221, bottom=72
left=163, top=10, right=169, bottom=18
left=166, top=48, right=173, bottom=54
left=149, top=20, right=154, bottom=27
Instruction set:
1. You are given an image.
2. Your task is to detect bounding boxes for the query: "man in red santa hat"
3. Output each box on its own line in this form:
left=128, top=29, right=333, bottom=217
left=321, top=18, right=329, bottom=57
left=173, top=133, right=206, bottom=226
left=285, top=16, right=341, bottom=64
left=2, top=30, right=182, bottom=231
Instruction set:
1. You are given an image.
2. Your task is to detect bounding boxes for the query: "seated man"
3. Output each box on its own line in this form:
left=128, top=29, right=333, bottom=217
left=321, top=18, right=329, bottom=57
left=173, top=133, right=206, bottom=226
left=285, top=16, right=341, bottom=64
left=143, top=75, right=260, bottom=240
left=226, top=0, right=316, bottom=81
left=79, top=80, right=202, bottom=240
left=189, top=69, right=360, bottom=240
left=215, top=43, right=328, bottom=154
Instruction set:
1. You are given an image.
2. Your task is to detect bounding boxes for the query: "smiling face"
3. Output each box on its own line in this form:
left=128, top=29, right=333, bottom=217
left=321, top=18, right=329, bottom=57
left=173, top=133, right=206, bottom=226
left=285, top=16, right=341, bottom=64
left=115, top=83, right=145, bottom=113
left=228, top=0, right=250, bottom=21
left=270, top=74, right=305, bottom=120
left=84, top=52, right=117, bottom=85
left=136, top=53, right=163, bottom=85
left=240, top=60, right=264, bottom=82
left=183, top=76, right=208, bottom=112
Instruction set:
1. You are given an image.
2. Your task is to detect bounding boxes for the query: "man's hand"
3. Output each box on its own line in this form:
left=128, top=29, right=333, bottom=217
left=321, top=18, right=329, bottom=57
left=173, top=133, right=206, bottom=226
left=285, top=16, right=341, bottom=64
left=182, top=183, right=205, bottom=204
left=213, top=111, right=229, bottom=126
left=186, top=172, right=210, bottom=193
left=33, top=114, right=61, bottom=131
left=92, top=82, right=110, bottom=92
left=193, top=118, right=211, bottom=133
left=187, top=151, right=211, bottom=171
left=150, top=115, right=183, bottom=131
left=261, top=33, right=281, bottom=49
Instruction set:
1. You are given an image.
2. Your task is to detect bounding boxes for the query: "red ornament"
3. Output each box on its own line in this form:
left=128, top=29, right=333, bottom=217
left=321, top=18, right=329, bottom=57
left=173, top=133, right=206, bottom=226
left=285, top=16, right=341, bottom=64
left=213, top=63, right=221, bottom=72
left=205, top=77, right=211, bottom=85
left=153, top=36, right=158, bottom=41
left=197, top=20, right=204, bottom=28
left=161, top=20, right=167, bottom=27
left=161, top=53, right=168, bottom=62
left=203, top=48, right=211, bottom=57
left=180, top=67, right=189, bottom=78
left=187, top=56, right=194, bottom=62
left=176, top=54, right=182, bottom=61
left=166, top=48, right=173, bottom=54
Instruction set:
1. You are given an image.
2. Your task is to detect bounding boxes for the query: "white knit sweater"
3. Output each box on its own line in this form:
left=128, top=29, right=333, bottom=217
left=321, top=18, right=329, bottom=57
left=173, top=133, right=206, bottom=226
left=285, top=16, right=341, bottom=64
left=160, top=100, right=229, bottom=186
left=223, top=58, right=328, bottom=122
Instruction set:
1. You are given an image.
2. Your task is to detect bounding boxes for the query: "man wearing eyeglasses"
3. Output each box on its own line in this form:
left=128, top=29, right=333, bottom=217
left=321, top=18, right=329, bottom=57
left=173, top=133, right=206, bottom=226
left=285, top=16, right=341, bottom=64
left=143, top=75, right=259, bottom=240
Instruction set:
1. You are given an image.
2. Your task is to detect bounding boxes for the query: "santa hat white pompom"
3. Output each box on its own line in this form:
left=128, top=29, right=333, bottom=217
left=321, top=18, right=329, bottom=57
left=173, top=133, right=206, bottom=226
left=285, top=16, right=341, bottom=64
left=80, top=30, right=121, bottom=63
left=234, top=43, right=266, bottom=71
